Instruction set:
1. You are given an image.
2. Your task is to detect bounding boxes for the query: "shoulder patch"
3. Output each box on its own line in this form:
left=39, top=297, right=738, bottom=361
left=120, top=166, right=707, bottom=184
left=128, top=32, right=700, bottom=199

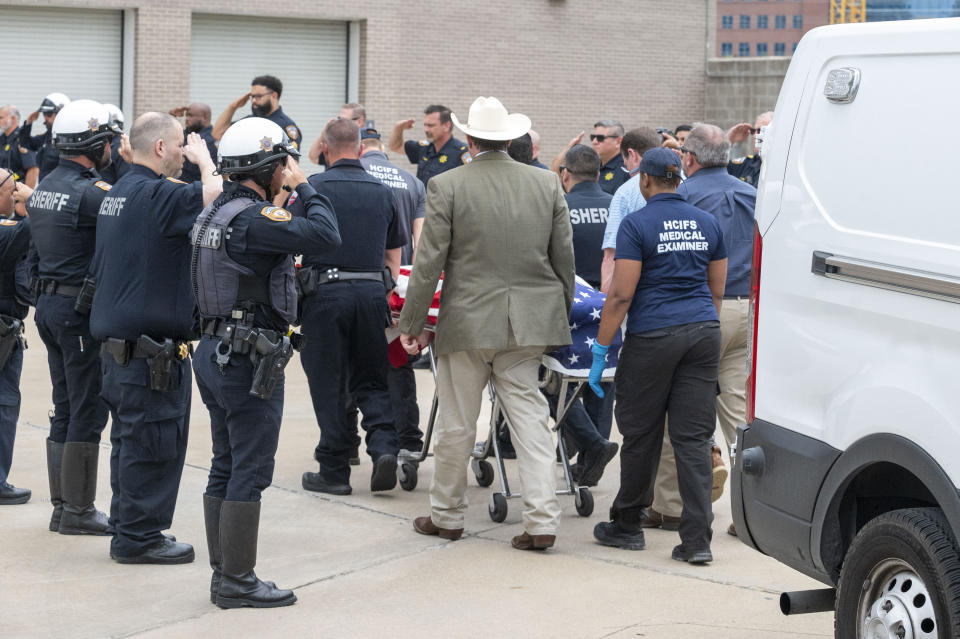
left=731, top=157, right=745, bottom=165
left=166, top=176, right=187, bottom=184
left=259, top=206, right=292, bottom=222
left=461, top=151, right=472, bottom=164
left=418, top=140, right=429, bottom=147
left=0, top=219, right=19, bottom=226
left=285, top=125, right=299, bottom=139
left=93, top=180, right=111, bottom=191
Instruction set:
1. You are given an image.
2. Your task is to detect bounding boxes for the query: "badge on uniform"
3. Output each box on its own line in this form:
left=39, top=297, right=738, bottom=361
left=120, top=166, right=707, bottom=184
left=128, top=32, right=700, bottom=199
left=260, top=136, right=273, bottom=152
left=87, top=118, right=100, bottom=131
left=604, top=171, right=614, bottom=181
left=0, top=219, right=18, bottom=226
left=93, top=180, right=111, bottom=191
left=461, top=151, right=472, bottom=164
left=438, top=155, right=447, bottom=164
left=2, top=144, right=8, bottom=152
left=260, top=206, right=292, bottom=222
left=285, top=125, right=298, bottom=140
left=166, top=176, right=187, bottom=184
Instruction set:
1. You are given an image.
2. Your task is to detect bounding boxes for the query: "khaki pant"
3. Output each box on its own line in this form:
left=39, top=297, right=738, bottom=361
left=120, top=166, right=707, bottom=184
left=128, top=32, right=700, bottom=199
left=431, top=342, right=561, bottom=535
left=650, top=300, right=749, bottom=516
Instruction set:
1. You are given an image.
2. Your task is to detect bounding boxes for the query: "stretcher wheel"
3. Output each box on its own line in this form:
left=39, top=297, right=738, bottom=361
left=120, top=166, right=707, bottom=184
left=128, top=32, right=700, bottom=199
left=398, top=462, right=418, bottom=491
left=489, top=493, right=508, bottom=523
left=575, top=486, right=594, bottom=517
left=474, top=459, right=495, bottom=487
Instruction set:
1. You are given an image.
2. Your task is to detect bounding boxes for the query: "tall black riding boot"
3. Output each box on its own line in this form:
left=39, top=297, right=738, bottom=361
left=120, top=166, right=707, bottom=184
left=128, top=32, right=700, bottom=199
left=46, top=439, right=64, bottom=532
left=59, top=442, right=110, bottom=535
left=216, top=501, right=297, bottom=609
left=203, top=494, right=223, bottom=604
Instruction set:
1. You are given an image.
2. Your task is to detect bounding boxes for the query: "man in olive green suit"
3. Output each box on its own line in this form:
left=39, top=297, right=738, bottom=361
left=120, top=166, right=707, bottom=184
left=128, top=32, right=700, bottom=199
left=399, top=97, right=575, bottom=551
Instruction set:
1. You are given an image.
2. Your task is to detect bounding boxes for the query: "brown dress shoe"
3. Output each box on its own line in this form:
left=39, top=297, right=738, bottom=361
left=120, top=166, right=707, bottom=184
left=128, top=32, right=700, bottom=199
left=711, top=446, right=728, bottom=503
left=727, top=522, right=738, bottom=537
left=511, top=531, right=555, bottom=551
left=641, top=508, right=681, bottom=531
left=413, top=516, right=463, bottom=540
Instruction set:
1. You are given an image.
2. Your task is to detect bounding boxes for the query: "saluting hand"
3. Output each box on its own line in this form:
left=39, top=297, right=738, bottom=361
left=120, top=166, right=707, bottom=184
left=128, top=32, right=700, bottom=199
left=12, top=182, right=33, bottom=204
left=281, top=157, right=307, bottom=192
left=397, top=118, right=415, bottom=130
left=183, top=132, right=212, bottom=164
left=119, top=134, right=132, bottom=163
left=169, top=106, right=188, bottom=118
left=231, top=93, right=251, bottom=110
left=25, top=110, right=40, bottom=125
left=567, top=131, right=585, bottom=148
left=727, top=123, right=752, bottom=144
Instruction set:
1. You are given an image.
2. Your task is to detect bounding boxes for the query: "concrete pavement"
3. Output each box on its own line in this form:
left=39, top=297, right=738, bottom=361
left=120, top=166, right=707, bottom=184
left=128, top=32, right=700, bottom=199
left=0, top=316, right=834, bottom=638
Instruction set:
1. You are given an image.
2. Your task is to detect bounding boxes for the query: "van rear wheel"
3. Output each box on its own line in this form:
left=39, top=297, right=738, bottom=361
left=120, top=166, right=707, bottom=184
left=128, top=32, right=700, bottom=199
left=835, top=508, right=960, bottom=638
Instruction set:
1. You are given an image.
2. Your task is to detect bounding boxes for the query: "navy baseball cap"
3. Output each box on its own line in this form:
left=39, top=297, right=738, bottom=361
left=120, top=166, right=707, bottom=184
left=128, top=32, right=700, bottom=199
left=638, top=147, right=683, bottom=179
left=361, top=127, right=381, bottom=140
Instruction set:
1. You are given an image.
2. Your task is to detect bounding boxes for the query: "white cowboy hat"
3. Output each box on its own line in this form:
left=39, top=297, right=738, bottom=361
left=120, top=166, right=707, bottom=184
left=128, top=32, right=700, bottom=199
left=451, top=97, right=531, bottom=141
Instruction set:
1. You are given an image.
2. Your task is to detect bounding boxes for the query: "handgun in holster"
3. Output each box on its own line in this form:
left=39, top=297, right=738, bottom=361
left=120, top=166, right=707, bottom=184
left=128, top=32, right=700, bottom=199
left=0, top=315, right=23, bottom=368
left=138, top=336, right=178, bottom=392
left=74, top=276, right=96, bottom=315
left=249, top=332, right=293, bottom=400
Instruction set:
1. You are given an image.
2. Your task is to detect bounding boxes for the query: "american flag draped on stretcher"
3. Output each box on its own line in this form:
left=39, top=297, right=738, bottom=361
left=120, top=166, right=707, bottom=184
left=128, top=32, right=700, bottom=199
left=386, top=270, right=622, bottom=375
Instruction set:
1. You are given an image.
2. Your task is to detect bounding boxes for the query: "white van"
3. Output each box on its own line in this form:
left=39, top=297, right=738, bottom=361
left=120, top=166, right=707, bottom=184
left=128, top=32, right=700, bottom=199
left=731, top=17, right=960, bottom=638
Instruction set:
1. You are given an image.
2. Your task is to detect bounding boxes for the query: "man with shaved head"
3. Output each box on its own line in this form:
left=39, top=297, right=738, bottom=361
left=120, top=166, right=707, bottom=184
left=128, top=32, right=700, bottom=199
left=0, top=168, right=32, bottom=505
left=299, top=118, right=405, bottom=495
left=91, top=111, right=222, bottom=565
left=170, top=103, right=218, bottom=184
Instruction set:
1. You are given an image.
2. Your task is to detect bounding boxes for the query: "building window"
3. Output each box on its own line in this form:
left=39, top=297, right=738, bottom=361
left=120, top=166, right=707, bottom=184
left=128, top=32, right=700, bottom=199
left=792, top=42, right=798, bottom=53
left=793, top=14, right=803, bottom=28
left=758, top=15, right=769, bottom=28
left=775, top=14, right=787, bottom=28
left=774, top=42, right=786, bottom=55
left=722, top=15, right=734, bottom=29
left=740, top=14, right=751, bottom=28
left=722, top=42, right=733, bottom=56
left=757, top=42, right=768, bottom=56
left=739, top=42, right=750, bottom=56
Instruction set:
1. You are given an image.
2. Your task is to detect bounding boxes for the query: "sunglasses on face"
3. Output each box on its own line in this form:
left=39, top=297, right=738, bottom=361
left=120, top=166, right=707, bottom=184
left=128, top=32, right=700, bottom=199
left=590, top=134, right=618, bottom=143
left=680, top=146, right=697, bottom=156
left=749, top=127, right=762, bottom=134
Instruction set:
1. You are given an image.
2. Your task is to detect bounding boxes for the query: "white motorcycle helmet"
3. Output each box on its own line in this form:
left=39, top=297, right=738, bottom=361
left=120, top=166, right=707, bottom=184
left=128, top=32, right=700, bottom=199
left=103, top=103, right=124, bottom=133
left=217, top=117, right=299, bottom=176
left=39, top=92, right=71, bottom=114
left=52, top=100, right=115, bottom=156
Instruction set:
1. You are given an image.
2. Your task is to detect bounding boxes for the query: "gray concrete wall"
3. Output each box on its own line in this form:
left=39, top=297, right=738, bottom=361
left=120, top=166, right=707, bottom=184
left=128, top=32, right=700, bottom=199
left=705, top=58, right=791, bottom=129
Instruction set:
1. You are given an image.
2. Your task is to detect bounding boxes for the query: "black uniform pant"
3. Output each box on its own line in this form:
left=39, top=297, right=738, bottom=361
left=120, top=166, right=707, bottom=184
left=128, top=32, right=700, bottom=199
left=193, top=336, right=283, bottom=502
left=347, top=358, right=423, bottom=453
left=0, top=343, right=23, bottom=485
left=35, top=294, right=108, bottom=444
left=101, top=355, right=190, bottom=558
left=300, top=281, right=398, bottom=484
left=611, top=321, right=721, bottom=552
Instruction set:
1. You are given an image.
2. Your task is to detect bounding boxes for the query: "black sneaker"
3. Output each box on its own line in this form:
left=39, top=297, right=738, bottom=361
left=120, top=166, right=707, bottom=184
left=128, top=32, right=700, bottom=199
left=671, top=544, right=713, bottom=565
left=370, top=455, right=398, bottom=492
left=0, top=481, right=31, bottom=505
left=112, top=538, right=195, bottom=565
left=301, top=472, right=352, bottom=495
left=578, top=441, right=619, bottom=487
left=593, top=521, right=645, bottom=550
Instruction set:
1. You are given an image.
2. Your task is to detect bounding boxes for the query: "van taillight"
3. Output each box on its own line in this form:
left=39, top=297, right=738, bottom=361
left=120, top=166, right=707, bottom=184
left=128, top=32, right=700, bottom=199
left=745, top=222, right=762, bottom=424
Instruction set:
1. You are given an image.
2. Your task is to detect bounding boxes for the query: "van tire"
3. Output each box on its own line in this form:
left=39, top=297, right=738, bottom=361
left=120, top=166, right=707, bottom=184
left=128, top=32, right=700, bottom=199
left=835, top=507, right=960, bottom=638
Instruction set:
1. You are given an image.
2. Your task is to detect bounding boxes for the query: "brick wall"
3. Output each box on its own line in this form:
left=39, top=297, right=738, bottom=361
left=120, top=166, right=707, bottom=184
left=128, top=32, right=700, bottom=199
left=2, top=0, right=708, bottom=167
left=704, top=57, right=790, bottom=130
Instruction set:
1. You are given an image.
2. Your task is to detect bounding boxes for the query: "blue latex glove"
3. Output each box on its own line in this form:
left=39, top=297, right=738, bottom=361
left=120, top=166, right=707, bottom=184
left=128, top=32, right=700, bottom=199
left=589, top=342, right=610, bottom=397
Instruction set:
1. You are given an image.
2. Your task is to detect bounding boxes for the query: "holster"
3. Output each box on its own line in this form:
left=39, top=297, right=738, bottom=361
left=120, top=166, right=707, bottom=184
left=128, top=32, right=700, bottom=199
left=0, top=315, right=23, bottom=369
left=295, top=266, right=318, bottom=298
left=137, top=336, right=178, bottom=392
left=382, top=267, right=396, bottom=292
left=248, top=332, right=293, bottom=400
left=73, top=276, right=96, bottom=315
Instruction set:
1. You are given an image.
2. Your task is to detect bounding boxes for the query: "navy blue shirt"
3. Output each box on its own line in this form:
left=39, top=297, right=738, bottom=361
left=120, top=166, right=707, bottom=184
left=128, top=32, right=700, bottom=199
left=26, top=160, right=111, bottom=284
left=99, top=136, right=130, bottom=185
left=616, top=192, right=727, bottom=334
left=303, top=159, right=406, bottom=272
left=0, top=217, right=32, bottom=319
left=243, top=107, right=301, bottom=151
left=210, top=182, right=340, bottom=332
left=531, top=158, right=549, bottom=170
left=598, top=153, right=628, bottom=195
left=677, top=166, right=756, bottom=297
left=359, top=150, right=425, bottom=265
left=727, top=154, right=762, bottom=187
left=179, top=125, right=219, bottom=184
left=404, top=136, right=470, bottom=185
left=90, top=164, right=204, bottom=341
left=564, top=180, right=611, bottom=287
left=19, top=125, right=59, bottom=180
left=0, top=129, right=38, bottom=182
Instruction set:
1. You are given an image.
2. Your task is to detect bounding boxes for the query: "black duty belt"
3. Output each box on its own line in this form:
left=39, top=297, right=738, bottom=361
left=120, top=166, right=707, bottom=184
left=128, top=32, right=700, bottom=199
left=101, top=336, right=192, bottom=366
left=315, top=268, right=384, bottom=285
left=202, top=319, right=284, bottom=356
left=39, top=280, right=83, bottom=298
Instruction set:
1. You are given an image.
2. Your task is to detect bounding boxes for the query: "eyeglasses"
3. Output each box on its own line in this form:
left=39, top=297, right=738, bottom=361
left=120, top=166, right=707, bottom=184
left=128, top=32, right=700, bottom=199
left=680, top=146, right=697, bottom=156
left=249, top=92, right=273, bottom=100
left=749, top=127, right=762, bottom=134
left=558, top=165, right=566, bottom=172
left=0, top=172, right=12, bottom=192
left=590, top=134, right=619, bottom=143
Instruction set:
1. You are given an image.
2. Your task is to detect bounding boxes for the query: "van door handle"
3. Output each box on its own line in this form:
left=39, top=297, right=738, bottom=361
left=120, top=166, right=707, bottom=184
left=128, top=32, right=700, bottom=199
left=811, top=251, right=960, bottom=304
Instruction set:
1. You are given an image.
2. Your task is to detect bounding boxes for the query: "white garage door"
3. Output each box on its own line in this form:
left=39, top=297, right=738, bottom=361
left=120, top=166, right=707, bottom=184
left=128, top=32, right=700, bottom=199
left=0, top=6, right=122, bottom=134
left=190, top=14, right=348, bottom=174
